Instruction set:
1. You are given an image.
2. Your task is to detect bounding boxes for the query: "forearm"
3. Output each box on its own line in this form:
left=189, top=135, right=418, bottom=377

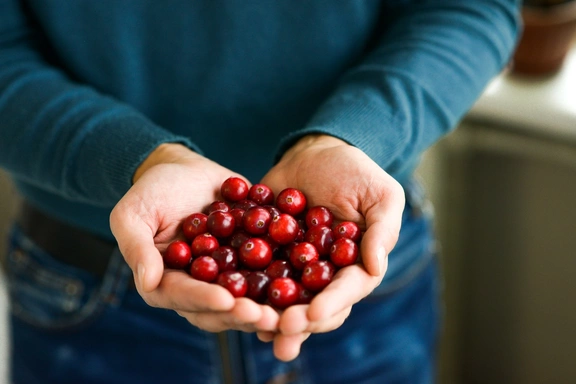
left=0, top=0, right=195, bottom=206
left=277, top=0, right=521, bottom=179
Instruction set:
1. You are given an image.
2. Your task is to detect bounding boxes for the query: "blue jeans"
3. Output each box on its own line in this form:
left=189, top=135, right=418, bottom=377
left=4, top=188, right=441, bottom=384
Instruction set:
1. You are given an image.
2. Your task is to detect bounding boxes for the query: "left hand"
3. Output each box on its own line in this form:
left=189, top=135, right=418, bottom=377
left=258, top=134, right=406, bottom=361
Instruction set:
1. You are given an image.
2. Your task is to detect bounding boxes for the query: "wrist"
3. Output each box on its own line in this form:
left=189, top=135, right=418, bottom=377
left=133, top=143, right=197, bottom=183
left=282, top=134, right=349, bottom=162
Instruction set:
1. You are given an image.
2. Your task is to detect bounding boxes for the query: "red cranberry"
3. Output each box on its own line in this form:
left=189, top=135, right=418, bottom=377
left=295, top=228, right=305, bottom=242
left=190, top=256, right=219, bottom=282
left=206, top=200, right=230, bottom=214
left=211, top=246, right=238, bottom=272
left=229, top=208, right=245, bottom=229
left=261, top=234, right=281, bottom=255
left=333, top=221, right=362, bottom=242
left=288, top=241, right=319, bottom=270
left=305, top=206, right=334, bottom=228
left=239, top=238, right=273, bottom=270
left=329, top=238, right=359, bottom=267
left=248, top=184, right=275, bottom=206
left=268, top=213, right=299, bottom=245
left=276, top=188, right=307, bottom=216
left=245, top=271, right=271, bottom=303
left=242, top=206, right=271, bottom=236
left=229, top=231, right=251, bottom=249
left=263, top=205, right=281, bottom=220
left=305, top=225, right=335, bottom=256
left=163, top=240, right=192, bottom=269
left=207, top=211, right=236, bottom=238
left=295, top=282, right=314, bottom=305
left=190, top=233, right=219, bottom=257
left=295, top=219, right=307, bottom=242
left=301, top=260, right=335, bottom=292
left=216, top=271, right=247, bottom=297
left=232, top=199, right=258, bottom=211
left=265, top=259, right=293, bottom=279
left=182, top=213, right=208, bottom=241
left=221, top=177, right=249, bottom=202
left=238, top=269, right=251, bottom=278
left=268, top=277, right=299, bottom=309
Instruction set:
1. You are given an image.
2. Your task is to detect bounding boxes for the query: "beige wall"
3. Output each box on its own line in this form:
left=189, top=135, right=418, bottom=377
left=0, top=170, right=19, bottom=260
left=0, top=170, right=17, bottom=384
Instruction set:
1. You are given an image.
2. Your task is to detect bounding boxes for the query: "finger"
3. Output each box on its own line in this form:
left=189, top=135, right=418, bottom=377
left=253, top=304, right=280, bottom=332
left=110, top=204, right=164, bottom=293
left=178, top=299, right=279, bottom=333
left=257, top=331, right=276, bottom=343
left=306, top=262, right=386, bottom=322
left=360, top=181, right=404, bottom=276
left=273, top=333, right=311, bottom=362
left=145, top=270, right=235, bottom=312
left=278, top=304, right=309, bottom=335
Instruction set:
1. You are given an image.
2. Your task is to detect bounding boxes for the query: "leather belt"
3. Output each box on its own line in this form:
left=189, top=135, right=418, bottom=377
left=17, top=201, right=118, bottom=281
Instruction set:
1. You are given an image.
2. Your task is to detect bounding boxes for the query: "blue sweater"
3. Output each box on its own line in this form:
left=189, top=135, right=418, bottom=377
left=0, top=0, right=520, bottom=241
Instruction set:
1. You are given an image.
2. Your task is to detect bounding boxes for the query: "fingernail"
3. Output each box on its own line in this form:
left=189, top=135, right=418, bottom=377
left=137, top=263, right=146, bottom=289
left=377, top=246, right=387, bottom=275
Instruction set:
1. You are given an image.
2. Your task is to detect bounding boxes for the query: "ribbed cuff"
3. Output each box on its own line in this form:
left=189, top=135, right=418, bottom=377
left=75, top=111, right=199, bottom=205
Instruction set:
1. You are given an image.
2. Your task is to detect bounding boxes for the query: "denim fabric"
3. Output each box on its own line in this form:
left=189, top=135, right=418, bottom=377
left=4, top=183, right=441, bottom=384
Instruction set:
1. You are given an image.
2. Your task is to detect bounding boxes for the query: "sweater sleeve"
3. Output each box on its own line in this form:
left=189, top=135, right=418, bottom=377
left=277, top=0, right=521, bottom=179
left=0, top=0, right=198, bottom=206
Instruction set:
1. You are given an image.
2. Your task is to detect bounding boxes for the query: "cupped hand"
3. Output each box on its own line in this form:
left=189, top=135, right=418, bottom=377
left=109, top=143, right=279, bottom=334
left=259, top=134, right=405, bottom=361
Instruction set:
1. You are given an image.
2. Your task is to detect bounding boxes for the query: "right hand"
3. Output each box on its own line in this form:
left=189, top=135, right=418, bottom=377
left=109, top=143, right=279, bottom=333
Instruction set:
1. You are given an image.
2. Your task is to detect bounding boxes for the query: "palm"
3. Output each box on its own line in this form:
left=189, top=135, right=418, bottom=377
left=262, top=144, right=384, bottom=227
left=258, top=135, right=406, bottom=361
left=124, top=158, right=240, bottom=250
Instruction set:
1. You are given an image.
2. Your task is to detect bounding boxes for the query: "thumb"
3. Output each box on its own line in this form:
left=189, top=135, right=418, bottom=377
left=360, top=188, right=405, bottom=277
left=110, top=209, right=164, bottom=293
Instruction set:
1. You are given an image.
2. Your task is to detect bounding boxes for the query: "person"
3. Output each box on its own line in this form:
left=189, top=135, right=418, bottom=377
left=0, top=1, right=520, bottom=383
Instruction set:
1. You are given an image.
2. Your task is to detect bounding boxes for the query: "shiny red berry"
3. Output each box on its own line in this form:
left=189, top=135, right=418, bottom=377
left=288, top=241, right=319, bottom=270
left=245, top=271, right=271, bottom=303
left=163, top=240, right=192, bottom=269
left=211, top=246, right=239, bottom=272
left=206, top=200, right=230, bottom=214
left=295, top=282, right=314, bottom=305
left=182, top=213, right=208, bottom=241
left=301, top=260, right=335, bottom=292
left=305, top=206, right=334, bottom=228
left=333, top=221, right=361, bottom=242
left=239, top=238, right=273, bottom=270
left=229, top=208, right=245, bottom=229
left=229, top=231, right=251, bottom=249
left=265, top=259, right=293, bottom=279
left=233, top=199, right=258, bottom=211
left=263, top=205, right=281, bottom=220
left=268, top=213, right=299, bottom=245
left=190, top=233, right=219, bottom=257
left=268, top=277, right=299, bottom=309
left=248, top=184, right=275, bottom=206
left=190, top=256, right=219, bottom=282
left=304, top=225, right=335, bottom=256
left=329, top=238, right=359, bottom=267
left=207, top=211, right=236, bottom=238
left=216, top=271, right=247, bottom=297
left=276, top=188, right=307, bottom=216
left=221, top=177, right=249, bottom=202
left=242, top=206, right=271, bottom=235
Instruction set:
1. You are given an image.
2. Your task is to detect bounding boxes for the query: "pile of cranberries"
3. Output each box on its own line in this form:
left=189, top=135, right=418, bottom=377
left=162, top=177, right=362, bottom=310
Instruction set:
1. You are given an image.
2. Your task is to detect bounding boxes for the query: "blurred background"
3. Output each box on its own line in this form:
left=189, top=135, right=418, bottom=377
left=1, top=3, right=575, bottom=383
